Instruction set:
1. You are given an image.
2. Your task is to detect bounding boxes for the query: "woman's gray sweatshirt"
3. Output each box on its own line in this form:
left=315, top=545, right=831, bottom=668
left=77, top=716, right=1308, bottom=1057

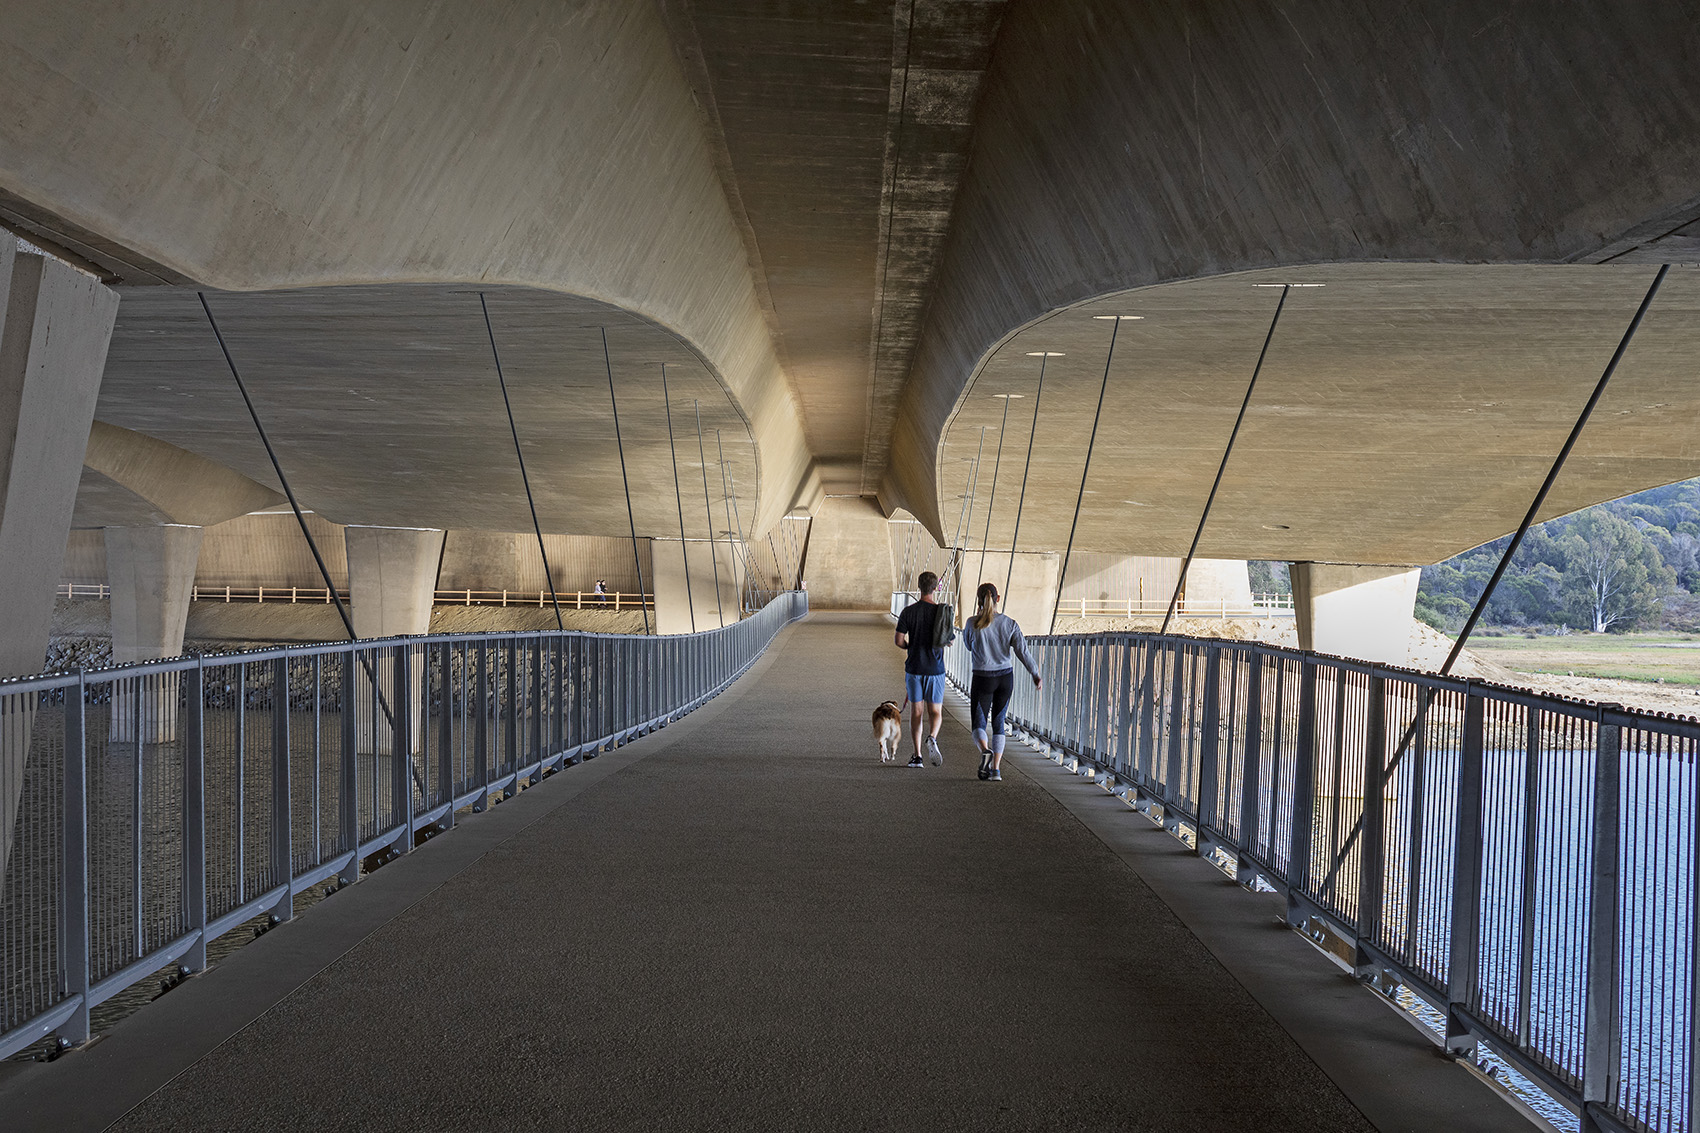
left=961, top=613, right=1039, bottom=676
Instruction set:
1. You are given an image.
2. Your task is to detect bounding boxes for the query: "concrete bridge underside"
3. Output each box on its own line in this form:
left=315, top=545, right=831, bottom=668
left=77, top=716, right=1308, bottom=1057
left=0, top=616, right=1523, bottom=1131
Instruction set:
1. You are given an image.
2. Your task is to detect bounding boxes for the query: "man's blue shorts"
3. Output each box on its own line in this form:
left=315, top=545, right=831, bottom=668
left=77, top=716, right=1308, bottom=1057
left=905, top=673, right=946, bottom=705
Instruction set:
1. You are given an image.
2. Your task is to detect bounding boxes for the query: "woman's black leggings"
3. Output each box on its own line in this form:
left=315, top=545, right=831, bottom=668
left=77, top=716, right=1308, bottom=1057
left=970, top=669, right=1015, bottom=737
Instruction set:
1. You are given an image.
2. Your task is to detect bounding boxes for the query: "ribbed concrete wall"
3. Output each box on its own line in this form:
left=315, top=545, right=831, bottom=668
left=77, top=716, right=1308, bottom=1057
left=1058, top=555, right=1182, bottom=605
left=436, top=531, right=652, bottom=595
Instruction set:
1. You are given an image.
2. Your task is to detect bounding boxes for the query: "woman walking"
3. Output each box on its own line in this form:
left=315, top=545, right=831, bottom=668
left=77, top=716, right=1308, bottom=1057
left=961, top=582, right=1040, bottom=781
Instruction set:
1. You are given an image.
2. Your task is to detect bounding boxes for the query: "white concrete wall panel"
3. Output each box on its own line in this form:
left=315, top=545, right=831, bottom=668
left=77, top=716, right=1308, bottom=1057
left=802, top=497, right=894, bottom=610
left=1289, top=563, right=1422, bottom=666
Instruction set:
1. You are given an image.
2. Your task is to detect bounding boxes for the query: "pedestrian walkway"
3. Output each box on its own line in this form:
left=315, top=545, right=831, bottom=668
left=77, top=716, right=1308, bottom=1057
left=0, top=613, right=1525, bottom=1131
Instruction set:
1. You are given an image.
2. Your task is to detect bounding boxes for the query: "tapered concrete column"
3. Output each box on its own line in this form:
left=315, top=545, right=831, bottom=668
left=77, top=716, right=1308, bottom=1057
left=0, top=245, right=118, bottom=882
left=955, top=550, right=1062, bottom=634
left=106, top=525, right=203, bottom=743
left=1289, top=562, right=1421, bottom=665
left=652, top=538, right=744, bottom=634
left=0, top=246, right=119, bottom=677
left=801, top=496, right=893, bottom=610
left=345, top=526, right=445, bottom=754
left=1183, top=560, right=1253, bottom=613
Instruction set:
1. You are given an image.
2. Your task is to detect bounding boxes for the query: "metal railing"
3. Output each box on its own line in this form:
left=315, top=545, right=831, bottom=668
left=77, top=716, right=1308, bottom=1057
left=0, top=590, right=807, bottom=1060
left=58, top=583, right=656, bottom=611
left=1060, top=594, right=1294, bottom=619
left=947, top=629, right=1700, bottom=1133
left=888, top=591, right=1293, bottom=621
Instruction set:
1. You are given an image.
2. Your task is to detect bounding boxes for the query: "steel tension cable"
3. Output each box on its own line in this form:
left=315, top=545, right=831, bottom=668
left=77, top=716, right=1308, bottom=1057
left=481, top=293, right=563, bottom=631
left=1051, top=315, right=1137, bottom=635
left=200, top=293, right=416, bottom=797
left=1160, top=285, right=1292, bottom=635
left=601, top=327, right=652, bottom=635
left=1315, top=263, right=1670, bottom=902
left=1004, top=350, right=1053, bottom=600
left=660, top=364, right=696, bottom=632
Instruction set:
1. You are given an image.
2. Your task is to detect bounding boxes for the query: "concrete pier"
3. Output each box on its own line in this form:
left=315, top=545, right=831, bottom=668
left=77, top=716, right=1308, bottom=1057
left=1289, top=562, right=1422, bottom=665
left=345, top=526, right=445, bottom=754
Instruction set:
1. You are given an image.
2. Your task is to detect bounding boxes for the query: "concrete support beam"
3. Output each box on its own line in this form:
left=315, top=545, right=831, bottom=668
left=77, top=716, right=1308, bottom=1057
left=0, top=244, right=117, bottom=884
left=105, top=524, right=202, bottom=743
left=345, top=527, right=445, bottom=640
left=345, top=526, right=445, bottom=755
left=652, top=539, right=744, bottom=635
left=956, top=550, right=1062, bottom=635
left=1289, top=562, right=1421, bottom=666
left=801, top=497, right=893, bottom=611
left=106, top=525, right=204, bottom=664
left=0, top=246, right=119, bottom=677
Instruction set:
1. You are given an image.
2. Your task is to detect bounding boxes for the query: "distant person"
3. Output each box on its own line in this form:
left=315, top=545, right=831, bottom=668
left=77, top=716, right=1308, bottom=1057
left=594, top=579, right=608, bottom=605
left=961, top=582, right=1040, bottom=782
left=893, top=571, right=947, bottom=767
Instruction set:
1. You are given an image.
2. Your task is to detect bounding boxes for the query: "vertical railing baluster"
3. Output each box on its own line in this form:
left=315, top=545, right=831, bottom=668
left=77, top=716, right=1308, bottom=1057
left=1236, top=653, right=1263, bottom=885
left=339, top=650, right=358, bottom=885
left=438, top=643, right=453, bottom=819
left=396, top=644, right=414, bottom=851
left=185, top=663, right=207, bottom=970
left=272, top=656, right=293, bottom=919
left=1355, top=672, right=1387, bottom=972
left=1516, top=707, right=1541, bottom=1048
left=132, top=674, right=143, bottom=960
left=554, top=636, right=567, bottom=748
left=1402, top=691, right=1428, bottom=970
left=1581, top=718, right=1623, bottom=1130
left=503, top=639, right=519, bottom=795
left=1164, top=646, right=1186, bottom=820
left=1138, top=644, right=1156, bottom=786
left=474, top=643, right=490, bottom=800
left=62, top=674, right=90, bottom=1044
left=1286, top=660, right=1318, bottom=926
left=1197, top=646, right=1222, bottom=840
left=529, top=637, right=543, bottom=782
left=236, top=663, right=246, bottom=905
left=1690, top=725, right=1700, bottom=1133
left=1446, top=689, right=1486, bottom=1056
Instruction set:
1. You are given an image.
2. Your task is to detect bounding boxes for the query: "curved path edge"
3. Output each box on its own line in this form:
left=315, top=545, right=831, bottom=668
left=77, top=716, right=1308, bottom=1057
left=949, top=690, right=1550, bottom=1133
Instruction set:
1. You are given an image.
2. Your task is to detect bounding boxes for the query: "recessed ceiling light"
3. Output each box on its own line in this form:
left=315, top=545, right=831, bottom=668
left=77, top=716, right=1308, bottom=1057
left=1024, top=351, right=1066, bottom=357
left=991, top=393, right=1027, bottom=399
left=1121, top=500, right=1148, bottom=506
left=1253, top=283, right=1325, bottom=288
left=1091, top=315, right=1144, bottom=320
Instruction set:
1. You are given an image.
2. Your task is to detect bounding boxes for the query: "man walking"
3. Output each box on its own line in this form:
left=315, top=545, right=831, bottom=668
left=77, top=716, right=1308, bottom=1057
left=893, top=571, right=947, bottom=767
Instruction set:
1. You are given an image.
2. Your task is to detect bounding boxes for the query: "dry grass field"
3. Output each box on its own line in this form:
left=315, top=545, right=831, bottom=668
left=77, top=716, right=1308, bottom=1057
left=1467, top=631, right=1700, bottom=686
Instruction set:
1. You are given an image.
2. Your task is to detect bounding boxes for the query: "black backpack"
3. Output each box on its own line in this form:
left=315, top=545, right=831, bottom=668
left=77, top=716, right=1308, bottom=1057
left=931, top=600, right=956, bottom=648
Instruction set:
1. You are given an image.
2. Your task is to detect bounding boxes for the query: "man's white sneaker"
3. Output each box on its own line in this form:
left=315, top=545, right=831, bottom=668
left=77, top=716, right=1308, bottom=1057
left=926, top=737, right=943, bottom=766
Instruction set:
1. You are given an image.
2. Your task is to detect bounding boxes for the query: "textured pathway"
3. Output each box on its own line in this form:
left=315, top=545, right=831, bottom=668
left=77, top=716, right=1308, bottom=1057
left=22, top=613, right=1380, bottom=1131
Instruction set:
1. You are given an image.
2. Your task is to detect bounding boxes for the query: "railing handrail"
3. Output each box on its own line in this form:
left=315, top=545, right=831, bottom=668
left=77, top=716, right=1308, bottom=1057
left=949, top=623, right=1700, bottom=1133
left=58, top=582, right=658, bottom=609
left=0, top=590, right=809, bottom=1061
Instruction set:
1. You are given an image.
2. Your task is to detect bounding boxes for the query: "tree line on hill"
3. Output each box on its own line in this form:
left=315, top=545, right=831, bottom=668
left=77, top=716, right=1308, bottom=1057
left=1247, top=478, right=1700, bottom=635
